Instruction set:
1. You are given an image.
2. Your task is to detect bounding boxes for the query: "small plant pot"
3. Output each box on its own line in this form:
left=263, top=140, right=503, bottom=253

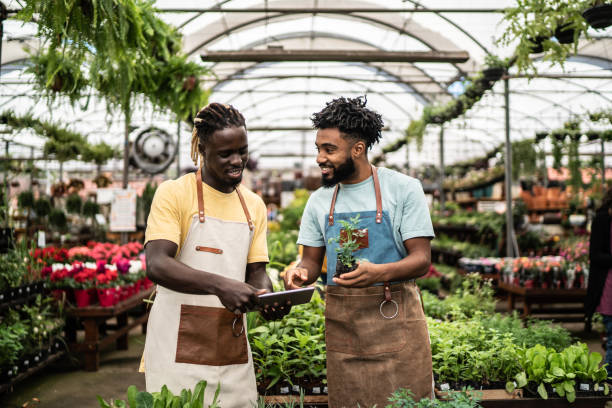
left=554, top=24, right=575, bottom=44
left=74, top=288, right=95, bottom=307
left=583, top=4, right=612, bottom=29
left=528, top=36, right=548, bottom=53
left=482, top=67, right=505, bottom=82
left=334, top=260, right=358, bottom=278
left=97, top=288, right=116, bottom=307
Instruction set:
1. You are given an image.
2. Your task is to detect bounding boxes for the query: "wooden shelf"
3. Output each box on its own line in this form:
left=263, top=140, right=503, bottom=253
left=0, top=350, right=66, bottom=395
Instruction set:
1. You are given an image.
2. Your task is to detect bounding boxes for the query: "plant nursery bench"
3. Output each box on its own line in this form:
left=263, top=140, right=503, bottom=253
left=498, top=282, right=586, bottom=324
left=65, top=286, right=154, bottom=371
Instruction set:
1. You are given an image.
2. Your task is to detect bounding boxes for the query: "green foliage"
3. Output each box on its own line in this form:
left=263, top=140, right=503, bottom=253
left=82, top=142, right=120, bottom=166
left=26, top=47, right=88, bottom=105
left=431, top=234, right=497, bottom=258
left=33, top=198, right=52, bottom=218
left=267, top=230, right=299, bottom=268
left=97, top=380, right=221, bottom=408
left=423, top=274, right=496, bottom=320
left=328, top=214, right=364, bottom=268
left=497, top=0, right=590, bottom=74
left=386, top=388, right=482, bottom=408
left=248, top=291, right=326, bottom=390
left=49, top=208, right=68, bottom=231
left=416, top=277, right=441, bottom=294
left=18, top=0, right=211, bottom=120
left=279, top=189, right=310, bottom=231
left=83, top=200, right=100, bottom=218
left=511, top=139, right=537, bottom=181
left=17, top=191, right=35, bottom=209
left=66, top=194, right=83, bottom=214
left=140, top=182, right=157, bottom=227
left=506, top=343, right=609, bottom=402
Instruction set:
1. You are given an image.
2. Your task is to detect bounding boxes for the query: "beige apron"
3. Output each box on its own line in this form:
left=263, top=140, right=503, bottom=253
left=144, top=168, right=258, bottom=407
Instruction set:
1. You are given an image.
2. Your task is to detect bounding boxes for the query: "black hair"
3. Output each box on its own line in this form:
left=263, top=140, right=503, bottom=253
left=190, top=103, right=246, bottom=165
left=311, top=96, right=384, bottom=150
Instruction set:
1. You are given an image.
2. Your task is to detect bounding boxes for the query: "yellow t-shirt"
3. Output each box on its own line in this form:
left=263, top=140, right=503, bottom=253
left=145, top=172, right=268, bottom=263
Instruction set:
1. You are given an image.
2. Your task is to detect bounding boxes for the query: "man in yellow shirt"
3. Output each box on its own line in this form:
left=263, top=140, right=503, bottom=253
left=143, top=103, right=287, bottom=407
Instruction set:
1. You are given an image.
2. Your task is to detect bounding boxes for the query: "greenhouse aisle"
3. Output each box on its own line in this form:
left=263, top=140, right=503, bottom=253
left=1, top=331, right=146, bottom=408
left=0, top=308, right=606, bottom=408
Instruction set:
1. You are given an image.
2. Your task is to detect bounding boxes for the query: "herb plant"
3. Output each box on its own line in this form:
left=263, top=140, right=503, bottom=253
left=97, top=381, right=221, bottom=408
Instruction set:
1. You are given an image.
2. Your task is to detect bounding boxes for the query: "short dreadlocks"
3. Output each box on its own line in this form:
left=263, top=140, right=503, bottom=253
left=311, top=96, right=384, bottom=150
left=190, top=103, right=246, bottom=167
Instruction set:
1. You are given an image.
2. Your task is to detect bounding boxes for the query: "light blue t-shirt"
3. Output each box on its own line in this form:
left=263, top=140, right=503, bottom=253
left=297, top=167, right=435, bottom=256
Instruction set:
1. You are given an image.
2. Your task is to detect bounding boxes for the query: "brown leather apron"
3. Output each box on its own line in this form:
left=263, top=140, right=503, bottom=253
left=324, top=167, right=433, bottom=407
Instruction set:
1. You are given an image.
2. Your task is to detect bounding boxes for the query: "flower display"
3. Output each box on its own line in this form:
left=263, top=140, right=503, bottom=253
left=34, top=241, right=149, bottom=307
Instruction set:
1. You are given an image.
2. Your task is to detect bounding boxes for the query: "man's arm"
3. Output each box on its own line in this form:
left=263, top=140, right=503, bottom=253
left=333, top=237, right=431, bottom=287
left=245, top=262, right=273, bottom=292
left=146, top=239, right=264, bottom=313
left=284, top=246, right=326, bottom=289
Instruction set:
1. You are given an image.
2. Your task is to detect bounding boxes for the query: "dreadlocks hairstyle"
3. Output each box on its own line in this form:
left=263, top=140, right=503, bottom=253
left=311, top=96, right=384, bottom=150
left=190, top=103, right=246, bottom=167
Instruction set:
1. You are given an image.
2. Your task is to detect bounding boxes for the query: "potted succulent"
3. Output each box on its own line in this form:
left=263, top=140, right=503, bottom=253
left=328, top=214, right=366, bottom=278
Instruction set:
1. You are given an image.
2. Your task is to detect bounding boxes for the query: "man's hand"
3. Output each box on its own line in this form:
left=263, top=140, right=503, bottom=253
left=216, top=279, right=268, bottom=314
left=333, top=261, right=383, bottom=287
left=260, top=301, right=292, bottom=321
left=284, top=266, right=309, bottom=289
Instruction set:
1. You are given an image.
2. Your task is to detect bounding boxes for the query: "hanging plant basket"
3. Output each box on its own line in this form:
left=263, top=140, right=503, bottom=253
left=182, top=75, right=197, bottom=91
left=482, top=67, right=505, bottom=82
left=582, top=4, right=612, bottom=29
left=527, top=36, right=548, bottom=54
left=554, top=24, right=576, bottom=44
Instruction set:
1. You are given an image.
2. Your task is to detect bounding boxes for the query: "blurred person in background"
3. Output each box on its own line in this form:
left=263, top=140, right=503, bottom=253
left=586, top=187, right=612, bottom=378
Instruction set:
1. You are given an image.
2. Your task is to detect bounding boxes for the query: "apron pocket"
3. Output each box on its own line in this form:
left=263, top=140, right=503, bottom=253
left=175, top=304, right=248, bottom=366
left=325, top=288, right=408, bottom=355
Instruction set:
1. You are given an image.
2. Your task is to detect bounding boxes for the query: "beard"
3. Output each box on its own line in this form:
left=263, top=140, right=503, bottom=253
left=321, top=157, right=356, bottom=187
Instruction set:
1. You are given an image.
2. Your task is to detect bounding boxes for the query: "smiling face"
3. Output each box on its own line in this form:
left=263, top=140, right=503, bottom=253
left=201, top=126, right=248, bottom=193
left=315, top=128, right=358, bottom=187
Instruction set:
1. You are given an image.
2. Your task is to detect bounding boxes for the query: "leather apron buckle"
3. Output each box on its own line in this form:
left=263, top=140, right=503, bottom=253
left=379, top=282, right=399, bottom=319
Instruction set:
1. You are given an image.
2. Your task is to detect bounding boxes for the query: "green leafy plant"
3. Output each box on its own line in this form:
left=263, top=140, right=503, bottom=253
left=506, top=343, right=609, bottom=402
left=49, top=208, right=68, bottom=233
left=386, top=388, right=482, bottom=408
left=97, top=380, right=221, bottom=408
left=497, top=0, right=590, bottom=74
left=328, top=214, right=365, bottom=273
left=66, top=194, right=83, bottom=215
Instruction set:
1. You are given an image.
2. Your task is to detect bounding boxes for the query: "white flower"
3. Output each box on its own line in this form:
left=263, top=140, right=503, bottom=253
left=129, top=260, right=142, bottom=274
left=106, top=264, right=117, bottom=271
left=85, top=262, right=97, bottom=269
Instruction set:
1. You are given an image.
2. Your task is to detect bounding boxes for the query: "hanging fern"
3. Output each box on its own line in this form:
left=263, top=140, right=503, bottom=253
left=66, top=194, right=83, bottom=214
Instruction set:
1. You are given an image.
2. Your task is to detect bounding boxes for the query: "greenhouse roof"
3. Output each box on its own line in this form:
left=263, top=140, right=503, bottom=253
left=1, top=0, right=610, bottom=175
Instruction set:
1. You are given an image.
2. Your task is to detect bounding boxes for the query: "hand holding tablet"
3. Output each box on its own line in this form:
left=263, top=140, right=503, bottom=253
left=257, top=287, right=315, bottom=321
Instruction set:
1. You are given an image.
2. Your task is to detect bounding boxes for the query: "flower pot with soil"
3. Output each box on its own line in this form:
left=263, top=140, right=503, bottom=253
left=328, top=214, right=366, bottom=278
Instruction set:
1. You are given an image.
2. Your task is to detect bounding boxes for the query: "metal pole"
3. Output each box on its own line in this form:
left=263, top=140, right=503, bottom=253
left=121, top=106, right=130, bottom=245
left=123, top=108, right=130, bottom=189
left=29, top=146, right=33, bottom=188
left=504, top=78, right=515, bottom=257
left=3, top=141, right=8, bottom=228
left=176, top=121, right=181, bottom=178
left=439, top=125, right=445, bottom=212
left=602, top=138, right=606, bottom=184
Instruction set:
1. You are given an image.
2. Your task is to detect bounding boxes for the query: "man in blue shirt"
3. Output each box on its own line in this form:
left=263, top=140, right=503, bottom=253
left=284, top=96, right=434, bottom=407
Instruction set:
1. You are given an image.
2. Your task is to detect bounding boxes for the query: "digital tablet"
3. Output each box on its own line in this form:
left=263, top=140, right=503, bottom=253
left=257, top=287, right=315, bottom=309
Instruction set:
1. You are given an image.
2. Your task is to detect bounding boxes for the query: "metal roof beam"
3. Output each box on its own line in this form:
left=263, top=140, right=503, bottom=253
left=159, top=8, right=503, bottom=13
left=201, top=50, right=469, bottom=63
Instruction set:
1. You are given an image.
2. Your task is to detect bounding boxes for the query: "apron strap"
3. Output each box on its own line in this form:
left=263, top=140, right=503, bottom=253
left=328, top=165, right=383, bottom=226
left=196, top=167, right=205, bottom=223
left=328, top=185, right=340, bottom=226
left=235, top=187, right=255, bottom=231
left=371, top=165, right=383, bottom=224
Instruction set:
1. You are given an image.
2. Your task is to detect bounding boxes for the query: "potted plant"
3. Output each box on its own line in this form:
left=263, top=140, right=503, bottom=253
left=482, top=55, right=508, bottom=81
left=582, top=1, right=612, bottom=29
left=327, top=214, right=366, bottom=278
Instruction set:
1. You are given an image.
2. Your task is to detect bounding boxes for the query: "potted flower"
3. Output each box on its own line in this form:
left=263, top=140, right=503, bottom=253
left=96, top=266, right=119, bottom=307
left=71, top=263, right=97, bottom=307
left=328, top=214, right=366, bottom=278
